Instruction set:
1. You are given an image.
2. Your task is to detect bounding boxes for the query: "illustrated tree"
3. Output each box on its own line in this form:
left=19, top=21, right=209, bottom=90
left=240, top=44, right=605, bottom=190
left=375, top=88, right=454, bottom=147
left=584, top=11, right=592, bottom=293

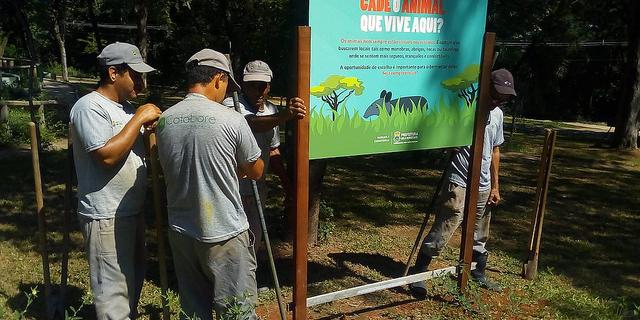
left=441, top=64, right=480, bottom=108
left=311, top=75, right=364, bottom=119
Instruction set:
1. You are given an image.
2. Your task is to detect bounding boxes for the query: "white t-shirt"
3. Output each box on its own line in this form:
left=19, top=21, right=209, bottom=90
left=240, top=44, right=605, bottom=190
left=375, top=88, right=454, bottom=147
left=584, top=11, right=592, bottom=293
left=223, top=95, right=280, bottom=195
left=70, top=91, right=147, bottom=219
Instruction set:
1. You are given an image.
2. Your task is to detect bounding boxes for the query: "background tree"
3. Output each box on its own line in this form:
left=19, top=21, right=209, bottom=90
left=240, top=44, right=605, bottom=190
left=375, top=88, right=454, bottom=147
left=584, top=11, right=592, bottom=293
left=441, top=64, right=480, bottom=107
left=613, top=0, right=640, bottom=149
left=49, top=0, right=69, bottom=81
left=311, top=75, right=365, bottom=119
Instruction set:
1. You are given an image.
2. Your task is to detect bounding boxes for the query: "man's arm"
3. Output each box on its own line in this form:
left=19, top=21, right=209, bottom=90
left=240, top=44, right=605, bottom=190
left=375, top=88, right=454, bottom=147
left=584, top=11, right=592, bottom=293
left=92, top=103, right=161, bottom=167
left=246, top=97, right=306, bottom=133
left=487, top=146, right=501, bottom=205
left=238, top=158, right=264, bottom=180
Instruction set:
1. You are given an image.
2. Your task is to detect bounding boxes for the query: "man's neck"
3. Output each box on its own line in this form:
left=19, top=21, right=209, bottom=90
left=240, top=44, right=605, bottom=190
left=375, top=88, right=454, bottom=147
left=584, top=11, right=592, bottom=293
left=96, top=86, right=120, bottom=103
left=188, top=85, right=221, bottom=102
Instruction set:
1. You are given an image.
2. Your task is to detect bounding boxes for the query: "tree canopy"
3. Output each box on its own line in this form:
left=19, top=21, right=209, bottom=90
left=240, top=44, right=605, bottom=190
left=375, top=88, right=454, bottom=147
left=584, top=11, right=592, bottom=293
left=441, top=64, right=480, bottom=107
left=0, top=0, right=638, bottom=146
left=311, top=75, right=365, bottom=115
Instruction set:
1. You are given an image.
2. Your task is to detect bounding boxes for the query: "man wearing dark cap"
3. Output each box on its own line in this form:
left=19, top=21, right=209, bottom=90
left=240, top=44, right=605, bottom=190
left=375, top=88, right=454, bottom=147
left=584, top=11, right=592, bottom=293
left=222, top=60, right=306, bottom=251
left=408, top=69, right=516, bottom=296
left=156, top=49, right=264, bottom=320
left=69, top=42, right=161, bottom=319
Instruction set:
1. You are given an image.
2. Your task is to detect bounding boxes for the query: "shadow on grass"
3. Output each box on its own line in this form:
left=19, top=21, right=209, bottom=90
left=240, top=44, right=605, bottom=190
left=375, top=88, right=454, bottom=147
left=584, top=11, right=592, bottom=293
left=5, top=283, right=94, bottom=320
left=493, top=130, right=640, bottom=303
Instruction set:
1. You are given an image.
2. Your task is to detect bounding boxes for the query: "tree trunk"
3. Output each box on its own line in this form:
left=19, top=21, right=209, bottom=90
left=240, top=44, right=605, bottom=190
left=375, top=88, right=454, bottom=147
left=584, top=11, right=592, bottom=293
left=307, top=160, right=327, bottom=246
left=135, top=0, right=148, bottom=86
left=59, top=39, right=69, bottom=81
left=613, top=1, right=640, bottom=149
left=0, top=34, right=8, bottom=58
left=85, top=0, right=102, bottom=51
left=50, top=0, right=69, bottom=81
left=52, top=21, right=68, bottom=82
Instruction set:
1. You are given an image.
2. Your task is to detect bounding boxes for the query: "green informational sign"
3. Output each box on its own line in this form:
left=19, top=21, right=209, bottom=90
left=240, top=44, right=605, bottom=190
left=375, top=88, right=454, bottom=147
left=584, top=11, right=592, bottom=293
left=309, top=0, right=488, bottom=159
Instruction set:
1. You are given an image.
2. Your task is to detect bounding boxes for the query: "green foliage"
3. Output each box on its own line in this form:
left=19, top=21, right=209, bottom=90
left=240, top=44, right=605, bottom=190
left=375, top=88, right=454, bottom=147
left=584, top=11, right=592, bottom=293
left=318, top=200, right=336, bottom=244
left=0, top=107, right=66, bottom=148
left=0, top=287, right=38, bottom=320
left=45, top=62, right=94, bottom=79
left=164, top=289, right=255, bottom=320
left=64, top=292, right=92, bottom=320
left=220, top=292, right=255, bottom=320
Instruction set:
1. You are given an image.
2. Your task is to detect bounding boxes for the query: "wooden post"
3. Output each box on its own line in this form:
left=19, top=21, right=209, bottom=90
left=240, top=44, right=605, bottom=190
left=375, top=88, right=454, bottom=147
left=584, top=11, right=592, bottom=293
left=293, top=25, right=311, bottom=320
left=37, top=105, right=46, bottom=131
left=29, top=122, right=52, bottom=319
left=146, top=133, right=170, bottom=320
left=523, top=129, right=557, bottom=279
left=457, top=32, right=496, bottom=292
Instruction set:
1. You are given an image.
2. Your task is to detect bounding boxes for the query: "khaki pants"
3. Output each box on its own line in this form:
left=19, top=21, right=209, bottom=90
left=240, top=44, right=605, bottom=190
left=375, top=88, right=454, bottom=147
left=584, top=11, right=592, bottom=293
left=420, top=182, right=492, bottom=257
left=80, top=214, right=146, bottom=320
left=168, top=230, right=258, bottom=320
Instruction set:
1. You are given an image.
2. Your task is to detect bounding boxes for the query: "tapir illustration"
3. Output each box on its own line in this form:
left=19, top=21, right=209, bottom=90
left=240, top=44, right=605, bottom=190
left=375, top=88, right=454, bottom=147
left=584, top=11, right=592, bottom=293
left=363, top=90, right=428, bottom=118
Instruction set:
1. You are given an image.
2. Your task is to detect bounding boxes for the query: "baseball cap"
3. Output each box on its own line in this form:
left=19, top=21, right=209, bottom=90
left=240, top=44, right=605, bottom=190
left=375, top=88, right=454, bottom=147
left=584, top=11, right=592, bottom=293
left=243, top=60, right=273, bottom=82
left=186, top=49, right=240, bottom=91
left=491, top=69, right=516, bottom=96
left=97, top=42, right=156, bottom=73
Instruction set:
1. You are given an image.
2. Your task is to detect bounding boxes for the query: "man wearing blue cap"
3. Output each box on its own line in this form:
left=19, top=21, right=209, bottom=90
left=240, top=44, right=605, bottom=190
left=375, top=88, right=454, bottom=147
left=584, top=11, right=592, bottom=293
left=70, top=42, right=161, bottom=319
left=156, top=49, right=264, bottom=320
left=408, top=69, right=517, bottom=297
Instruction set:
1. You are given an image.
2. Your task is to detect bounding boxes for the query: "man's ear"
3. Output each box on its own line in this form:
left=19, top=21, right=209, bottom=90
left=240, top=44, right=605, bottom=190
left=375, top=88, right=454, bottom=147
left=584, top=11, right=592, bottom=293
left=213, top=73, right=224, bottom=90
left=108, top=66, right=118, bottom=82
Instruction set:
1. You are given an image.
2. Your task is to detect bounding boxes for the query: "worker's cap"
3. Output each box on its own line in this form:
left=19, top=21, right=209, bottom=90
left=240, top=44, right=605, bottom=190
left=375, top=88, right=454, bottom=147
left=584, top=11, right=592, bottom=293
left=186, top=49, right=240, bottom=91
left=243, top=60, right=273, bottom=83
left=97, top=42, right=156, bottom=73
left=491, top=69, right=517, bottom=96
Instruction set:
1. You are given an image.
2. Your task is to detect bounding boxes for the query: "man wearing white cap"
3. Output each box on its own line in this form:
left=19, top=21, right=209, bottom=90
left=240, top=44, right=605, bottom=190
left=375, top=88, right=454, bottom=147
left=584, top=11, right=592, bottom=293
left=69, top=42, right=161, bottom=319
left=223, top=60, right=306, bottom=250
left=408, top=69, right=517, bottom=296
left=156, top=49, right=264, bottom=319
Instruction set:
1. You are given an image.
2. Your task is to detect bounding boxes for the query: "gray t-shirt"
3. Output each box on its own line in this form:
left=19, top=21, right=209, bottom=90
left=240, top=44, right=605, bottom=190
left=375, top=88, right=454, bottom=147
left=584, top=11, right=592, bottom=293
left=156, top=93, right=261, bottom=243
left=223, top=95, right=280, bottom=195
left=448, top=107, right=504, bottom=191
left=70, top=91, right=147, bottom=220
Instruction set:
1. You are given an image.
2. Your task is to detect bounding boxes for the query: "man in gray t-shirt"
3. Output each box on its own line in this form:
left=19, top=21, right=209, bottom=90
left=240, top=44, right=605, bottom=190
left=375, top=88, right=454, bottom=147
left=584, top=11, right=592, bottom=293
left=223, top=60, right=306, bottom=250
left=409, top=69, right=516, bottom=296
left=70, top=42, right=161, bottom=319
left=157, top=49, right=263, bottom=320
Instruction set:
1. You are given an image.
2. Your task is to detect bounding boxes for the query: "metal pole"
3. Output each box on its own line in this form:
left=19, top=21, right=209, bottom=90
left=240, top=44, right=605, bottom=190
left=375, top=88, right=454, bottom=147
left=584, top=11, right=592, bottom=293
left=225, top=50, right=287, bottom=320
left=250, top=180, right=287, bottom=320
left=402, top=151, right=452, bottom=277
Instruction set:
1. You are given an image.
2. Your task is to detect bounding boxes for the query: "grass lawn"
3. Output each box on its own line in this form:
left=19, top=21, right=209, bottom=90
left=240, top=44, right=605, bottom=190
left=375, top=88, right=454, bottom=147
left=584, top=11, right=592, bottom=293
left=0, top=113, right=638, bottom=319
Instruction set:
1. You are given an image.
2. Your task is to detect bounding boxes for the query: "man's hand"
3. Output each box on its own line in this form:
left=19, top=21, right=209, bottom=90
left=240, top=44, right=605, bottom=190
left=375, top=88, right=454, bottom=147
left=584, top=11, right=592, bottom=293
left=487, top=187, right=501, bottom=206
left=282, top=97, right=307, bottom=120
left=134, top=103, right=162, bottom=126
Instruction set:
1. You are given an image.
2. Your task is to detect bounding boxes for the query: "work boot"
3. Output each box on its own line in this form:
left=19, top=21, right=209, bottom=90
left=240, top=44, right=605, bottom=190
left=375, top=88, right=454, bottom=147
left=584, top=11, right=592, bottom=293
left=471, top=251, right=502, bottom=292
left=408, top=253, right=432, bottom=297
